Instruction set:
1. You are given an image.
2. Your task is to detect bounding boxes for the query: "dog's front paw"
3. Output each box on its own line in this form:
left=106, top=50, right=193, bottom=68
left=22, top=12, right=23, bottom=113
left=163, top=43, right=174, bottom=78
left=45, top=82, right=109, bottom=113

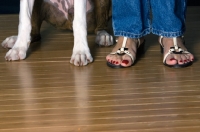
left=95, top=30, right=114, bottom=46
left=2, top=36, right=18, bottom=49
left=70, top=49, right=93, bottom=66
left=5, top=47, right=27, bottom=61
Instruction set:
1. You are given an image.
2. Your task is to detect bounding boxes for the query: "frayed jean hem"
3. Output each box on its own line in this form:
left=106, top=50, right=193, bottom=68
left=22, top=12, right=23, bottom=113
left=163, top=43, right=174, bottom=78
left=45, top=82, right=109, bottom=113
left=114, top=28, right=185, bottom=38
left=151, top=28, right=185, bottom=37
left=114, top=28, right=151, bottom=38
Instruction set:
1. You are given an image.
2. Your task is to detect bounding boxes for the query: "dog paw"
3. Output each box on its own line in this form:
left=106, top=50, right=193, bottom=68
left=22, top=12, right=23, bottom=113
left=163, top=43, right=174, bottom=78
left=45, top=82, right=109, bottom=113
left=95, top=30, right=114, bottom=46
left=5, top=47, right=27, bottom=61
left=70, top=49, right=93, bottom=66
left=1, top=36, right=18, bottom=49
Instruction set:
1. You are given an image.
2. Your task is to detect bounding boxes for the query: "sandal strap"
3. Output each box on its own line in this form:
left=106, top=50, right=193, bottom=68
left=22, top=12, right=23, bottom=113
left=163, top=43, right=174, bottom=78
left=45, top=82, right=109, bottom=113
left=173, top=37, right=179, bottom=50
left=159, top=36, right=164, bottom=46
left=160, top=36, right=191, bottom=63
left=110, top=37, right=140, bottom=61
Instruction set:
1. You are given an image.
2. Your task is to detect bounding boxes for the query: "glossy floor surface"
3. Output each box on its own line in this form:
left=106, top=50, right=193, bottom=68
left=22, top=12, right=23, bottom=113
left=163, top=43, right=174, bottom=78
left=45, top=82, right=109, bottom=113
left=0, top=7, right=200, bottom=132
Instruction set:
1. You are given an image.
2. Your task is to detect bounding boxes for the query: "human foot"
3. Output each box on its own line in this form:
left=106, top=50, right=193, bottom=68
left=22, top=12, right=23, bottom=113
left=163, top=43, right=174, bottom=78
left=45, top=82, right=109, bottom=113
left=159, top=36, right=194, bottom=68
left=106, top=37, right=144, bottom=68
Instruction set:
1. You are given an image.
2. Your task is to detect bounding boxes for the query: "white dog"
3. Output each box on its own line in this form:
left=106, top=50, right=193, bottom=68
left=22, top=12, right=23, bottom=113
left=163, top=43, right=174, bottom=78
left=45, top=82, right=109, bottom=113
left=1, top=0, right=113, bottom=66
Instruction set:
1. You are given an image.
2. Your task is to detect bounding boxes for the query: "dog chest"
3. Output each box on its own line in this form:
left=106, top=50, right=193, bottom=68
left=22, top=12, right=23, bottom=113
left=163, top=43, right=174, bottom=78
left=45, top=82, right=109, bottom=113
left=44, top=0, right=93, bottom=19
left=41, top=0, right=95, bottom=31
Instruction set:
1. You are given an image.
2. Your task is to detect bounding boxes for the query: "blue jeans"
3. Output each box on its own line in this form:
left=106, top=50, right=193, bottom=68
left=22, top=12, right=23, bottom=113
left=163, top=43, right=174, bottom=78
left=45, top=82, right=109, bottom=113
left=112, top=0, right=187, bottom=38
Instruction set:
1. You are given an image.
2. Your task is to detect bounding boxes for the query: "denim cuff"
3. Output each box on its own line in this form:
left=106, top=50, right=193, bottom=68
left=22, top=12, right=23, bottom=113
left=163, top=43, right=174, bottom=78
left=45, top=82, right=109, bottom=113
left=114, top=28, right=151, bottom=38
left=151, top=28, right=186, bottom=37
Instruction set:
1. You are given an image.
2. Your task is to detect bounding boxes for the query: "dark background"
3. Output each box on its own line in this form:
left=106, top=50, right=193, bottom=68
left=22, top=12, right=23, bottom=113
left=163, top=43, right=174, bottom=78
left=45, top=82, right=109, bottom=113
left=0, top=1, right=20, bottom=14
left=0, top=0, right=200, bottom=14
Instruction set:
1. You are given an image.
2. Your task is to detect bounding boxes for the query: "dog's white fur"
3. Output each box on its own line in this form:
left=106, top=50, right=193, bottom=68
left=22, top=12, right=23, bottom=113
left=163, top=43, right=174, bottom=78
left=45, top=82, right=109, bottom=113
left=1, top=0, right=113, bottom=66
left=3, top=0, right=34, bottom=61
left=70, top=0, right=93, bottom=66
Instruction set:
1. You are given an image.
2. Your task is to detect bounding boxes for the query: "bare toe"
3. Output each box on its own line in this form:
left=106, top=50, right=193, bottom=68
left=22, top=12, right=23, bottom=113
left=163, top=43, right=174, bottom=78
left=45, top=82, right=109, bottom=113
left=106, top=37, right=144, bottom=68
left=160, top=36, right=194, bottom=68
left=106, top=54, right=121, bottom=66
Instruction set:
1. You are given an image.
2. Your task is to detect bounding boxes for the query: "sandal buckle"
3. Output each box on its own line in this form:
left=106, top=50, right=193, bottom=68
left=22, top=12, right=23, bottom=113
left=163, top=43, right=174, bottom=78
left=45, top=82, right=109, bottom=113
left=170, top=47, right=183, bottom=54
left=117, top=47, right=128, bottom=55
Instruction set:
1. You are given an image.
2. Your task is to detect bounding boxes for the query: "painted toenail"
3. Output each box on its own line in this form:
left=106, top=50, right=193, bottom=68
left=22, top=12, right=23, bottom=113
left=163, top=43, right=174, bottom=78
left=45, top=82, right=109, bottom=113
left=113, top=61, right=116, bottom=64
left=116, top=62, right=119, bottom=64
left=122, top=60, right=129, bottom=65
left=180, top=60, right=183, bottom=62
left=170, top=58, right=175, bottom=61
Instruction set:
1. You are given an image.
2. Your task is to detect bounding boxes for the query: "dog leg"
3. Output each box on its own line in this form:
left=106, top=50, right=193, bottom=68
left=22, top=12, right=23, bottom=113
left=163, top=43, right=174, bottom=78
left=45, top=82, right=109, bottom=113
left=70, top=0, right=93, bottom=66
left=94, top=0, right=113, bottom=46
left=2, top=0, right=35, bottom=61
left=30, top=0, right=43, bottom=43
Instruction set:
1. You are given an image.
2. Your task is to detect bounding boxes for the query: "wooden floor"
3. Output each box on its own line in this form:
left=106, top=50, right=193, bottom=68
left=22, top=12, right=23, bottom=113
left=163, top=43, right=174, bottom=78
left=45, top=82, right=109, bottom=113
left=0, top=7, right=200, bottom=132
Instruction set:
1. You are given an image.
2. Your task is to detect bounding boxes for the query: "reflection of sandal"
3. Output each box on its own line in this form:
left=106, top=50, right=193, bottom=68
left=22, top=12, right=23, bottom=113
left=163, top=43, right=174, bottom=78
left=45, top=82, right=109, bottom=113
left=107, top=37, right=145, bottom=68
left=159, top=36, right=193, bottom=68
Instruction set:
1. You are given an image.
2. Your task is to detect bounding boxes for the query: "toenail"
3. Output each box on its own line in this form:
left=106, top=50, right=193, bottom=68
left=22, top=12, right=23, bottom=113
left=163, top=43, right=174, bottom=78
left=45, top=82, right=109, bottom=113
left=113, top=61, right=116, bottom=64
left=170, top=58, right=175, bottom=61
left=184, top=60, right=187, bottom=62
left=122, top=60, right=129, bottom=65
left=180, top=60, right=183, bottom=62
left=116, top=62, right=119, bottom=64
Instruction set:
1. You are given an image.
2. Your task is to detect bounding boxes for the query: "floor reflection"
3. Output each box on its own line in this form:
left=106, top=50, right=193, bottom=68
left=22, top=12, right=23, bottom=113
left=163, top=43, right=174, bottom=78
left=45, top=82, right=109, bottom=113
left=70, top=65, right=93, bottom=127
left=6, top=62, right=39, bottom=127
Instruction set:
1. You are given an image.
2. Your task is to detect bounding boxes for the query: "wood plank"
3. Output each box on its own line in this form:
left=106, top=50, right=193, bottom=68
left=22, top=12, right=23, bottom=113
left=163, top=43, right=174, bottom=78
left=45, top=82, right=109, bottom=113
left=0, top=6, right=200, bottom=132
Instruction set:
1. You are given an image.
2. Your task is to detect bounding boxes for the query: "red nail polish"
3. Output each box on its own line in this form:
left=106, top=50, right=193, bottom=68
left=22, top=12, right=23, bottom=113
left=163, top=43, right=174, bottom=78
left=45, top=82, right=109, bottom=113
left=122, top=60, right=129, bottom=65
left=180, top=60, right=183, bottom=62
left=170, top=58, right=175, bottom=61
left=116, top=62, right=119, bottom=64
left=113, top=61, right=116, bottom=64
left=184, top=60, right=187, bottom=62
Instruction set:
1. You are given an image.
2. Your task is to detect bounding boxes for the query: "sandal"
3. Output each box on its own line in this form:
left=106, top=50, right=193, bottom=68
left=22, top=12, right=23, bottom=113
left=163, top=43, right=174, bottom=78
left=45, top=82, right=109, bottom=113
left=159, top=36, right=193, bottom=68
left=107, top=37, right=145, bottom=68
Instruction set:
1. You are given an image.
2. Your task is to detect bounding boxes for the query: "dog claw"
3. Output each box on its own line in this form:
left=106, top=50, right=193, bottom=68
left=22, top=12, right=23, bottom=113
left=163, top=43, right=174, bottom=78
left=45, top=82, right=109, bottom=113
left=95, top=30, right=113, bottom=46
left=5, top=48, right=27, bottom=61
left=70, top=53, right=93, bottom=66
